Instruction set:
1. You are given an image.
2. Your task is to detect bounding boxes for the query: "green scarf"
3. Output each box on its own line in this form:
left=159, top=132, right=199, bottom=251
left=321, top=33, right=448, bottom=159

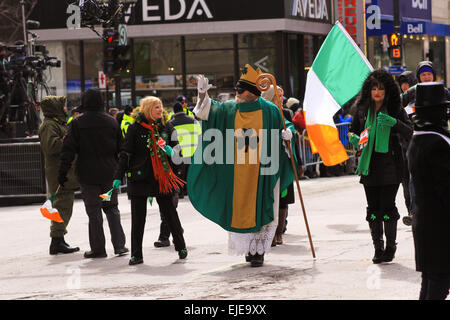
left=356, top=107, right=391, bottom=176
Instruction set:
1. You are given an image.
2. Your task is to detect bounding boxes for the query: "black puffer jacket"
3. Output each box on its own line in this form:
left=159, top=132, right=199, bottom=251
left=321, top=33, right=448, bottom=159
left=114, top=114, right=180, bottom=197
left=59, top=89, right=122, bottom=185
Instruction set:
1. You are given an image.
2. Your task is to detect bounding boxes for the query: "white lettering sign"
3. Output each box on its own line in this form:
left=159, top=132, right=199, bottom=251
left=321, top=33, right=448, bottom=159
left=412, top=0, right=427, bottom=10
left=291, top=0, right=329, bottom=20
left=143, top=0, right=213, bottom=22
left=407, top=23, right=423, bottom=34
left=366, top=5, right=381, bottom=30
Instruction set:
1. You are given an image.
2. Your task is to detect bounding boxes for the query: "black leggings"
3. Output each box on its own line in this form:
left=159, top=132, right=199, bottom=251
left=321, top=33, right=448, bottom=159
left=363, top=184, right=400, bottom=222
left=130, top=194, right=186, bottom=259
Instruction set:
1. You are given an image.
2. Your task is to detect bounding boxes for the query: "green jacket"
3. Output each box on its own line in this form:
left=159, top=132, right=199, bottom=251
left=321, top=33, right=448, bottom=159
left=38, top=96, right=78, bottom=193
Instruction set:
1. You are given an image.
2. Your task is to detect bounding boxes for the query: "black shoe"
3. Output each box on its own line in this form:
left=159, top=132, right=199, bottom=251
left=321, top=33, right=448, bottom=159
left=154, top=239, right=170, bottom=247
left=49, top=237, right=80, bottom=255
left=84, top=250, right=107, bottom=259
left=250, top=253, right=264, bottom=267
left=245, top=255, right=252, bottom=262
left=129, top=256, right=143, bottom=265
left=114, top=247, right=129, bottom=256
left=178, top=249, right=188, bottom=259
left=382, top=246, right=396, bottom=263
left=402, top=215, right=412, bottom=226
left=372, top=248, right=385, bottom=264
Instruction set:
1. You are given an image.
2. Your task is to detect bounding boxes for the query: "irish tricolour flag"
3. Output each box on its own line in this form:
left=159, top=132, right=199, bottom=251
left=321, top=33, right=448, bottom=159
left=303, top=21, right=373, bottom=166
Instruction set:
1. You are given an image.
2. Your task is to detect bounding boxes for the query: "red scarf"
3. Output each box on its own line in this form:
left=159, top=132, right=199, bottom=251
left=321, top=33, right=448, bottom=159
left=139, top=121, right=185, bottom=194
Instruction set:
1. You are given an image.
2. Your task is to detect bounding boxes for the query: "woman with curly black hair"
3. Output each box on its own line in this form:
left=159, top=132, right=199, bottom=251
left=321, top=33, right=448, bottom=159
left=349, top=69, right=412, bottom=264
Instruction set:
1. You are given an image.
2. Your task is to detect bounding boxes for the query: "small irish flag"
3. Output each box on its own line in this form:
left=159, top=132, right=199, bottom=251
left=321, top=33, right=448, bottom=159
left=99, top=189, right=113, bottom=201
left=40, top=194, right=64, bottom=223
left=303, top=21, right=373, bottom=166
left=359, top=127, right=370, bottom=149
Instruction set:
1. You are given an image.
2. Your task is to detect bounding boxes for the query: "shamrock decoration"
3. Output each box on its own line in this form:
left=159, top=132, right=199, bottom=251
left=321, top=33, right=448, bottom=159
left=242, top=66, right=248, bottom=75
left=236, top=128, right=259, bottom=153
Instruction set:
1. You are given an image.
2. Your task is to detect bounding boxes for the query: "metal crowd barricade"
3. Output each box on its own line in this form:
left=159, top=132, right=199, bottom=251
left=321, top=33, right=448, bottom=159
left=296, top=122, right=357, bottom=172
left=0, top=139, right=47, bottom=201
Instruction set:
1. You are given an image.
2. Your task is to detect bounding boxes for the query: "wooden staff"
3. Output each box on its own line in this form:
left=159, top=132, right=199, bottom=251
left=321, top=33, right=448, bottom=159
left=256, top=73, right=316, bottom=258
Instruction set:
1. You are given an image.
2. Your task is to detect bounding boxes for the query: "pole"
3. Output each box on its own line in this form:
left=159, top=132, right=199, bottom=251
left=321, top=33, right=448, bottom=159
left=21, top=1, right=27, bottom=45
left=393, top=0, right=402, bottom=66
left=256, top=73, right=316, bottom=259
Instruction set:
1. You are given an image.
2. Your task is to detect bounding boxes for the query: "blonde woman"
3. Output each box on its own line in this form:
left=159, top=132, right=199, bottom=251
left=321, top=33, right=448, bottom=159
left=113, top=96, right=187, bottom=265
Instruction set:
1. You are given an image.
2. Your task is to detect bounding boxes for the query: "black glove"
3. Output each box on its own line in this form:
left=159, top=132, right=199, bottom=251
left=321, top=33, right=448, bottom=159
left=58, top=175, right=68, bottom=187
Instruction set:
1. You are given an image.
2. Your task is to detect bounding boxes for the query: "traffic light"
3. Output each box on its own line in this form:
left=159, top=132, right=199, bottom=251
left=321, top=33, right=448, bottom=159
left=103, top=28, right=118, bottom=76
left=114, top=44, right=130, bottom=73
left=103, top=28, right=130, bottom=76
left=388, top=33, right=402, bottom=61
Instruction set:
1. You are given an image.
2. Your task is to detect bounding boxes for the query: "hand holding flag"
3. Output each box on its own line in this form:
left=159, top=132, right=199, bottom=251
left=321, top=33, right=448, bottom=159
left=99, top=188, right=114, bottom=201
left=40, top=190, right=64, bottom=223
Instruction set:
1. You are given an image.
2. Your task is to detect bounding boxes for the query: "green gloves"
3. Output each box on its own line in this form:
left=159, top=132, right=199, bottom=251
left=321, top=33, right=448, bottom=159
left=349, top=134, right=360, bottom=148
left=377, top=112, right=397, bottom=127
left=113, top=179, right=122, bottom=189
left=164, top=145, right=174, bottom=157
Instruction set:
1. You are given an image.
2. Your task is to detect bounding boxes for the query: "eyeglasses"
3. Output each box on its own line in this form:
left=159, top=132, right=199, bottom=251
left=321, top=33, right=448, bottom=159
left=234, top=87, right=246, bottom=94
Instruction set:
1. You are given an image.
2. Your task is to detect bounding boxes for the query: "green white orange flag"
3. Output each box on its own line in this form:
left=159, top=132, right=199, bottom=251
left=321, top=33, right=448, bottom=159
left=40, top=193, right=64, bottom=223
left=303, top=21, right=373, bottom=166
left=99, top=189, right=114, bottom=201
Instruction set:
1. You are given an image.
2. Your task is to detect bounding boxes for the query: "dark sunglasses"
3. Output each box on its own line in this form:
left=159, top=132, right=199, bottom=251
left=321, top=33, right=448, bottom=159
left=234, top=87, right=246, bottom=94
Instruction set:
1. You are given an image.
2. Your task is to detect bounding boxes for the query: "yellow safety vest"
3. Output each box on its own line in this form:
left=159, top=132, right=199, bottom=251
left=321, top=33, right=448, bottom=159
left=121, top=113, right=135, bottom=137
left=184, top=107, right=195, bottom=118
left=174, top=121, right=201, bottom=158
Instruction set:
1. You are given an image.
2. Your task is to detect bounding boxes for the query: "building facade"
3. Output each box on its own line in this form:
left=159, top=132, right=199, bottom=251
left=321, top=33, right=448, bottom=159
left=365, top=0, right=450, bottom=83
left=30, top=0, right=335, bottom=109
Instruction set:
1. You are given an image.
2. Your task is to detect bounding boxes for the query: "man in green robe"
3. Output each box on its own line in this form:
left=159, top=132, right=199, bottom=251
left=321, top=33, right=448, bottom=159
left=187, top=65, right=296, bottom=267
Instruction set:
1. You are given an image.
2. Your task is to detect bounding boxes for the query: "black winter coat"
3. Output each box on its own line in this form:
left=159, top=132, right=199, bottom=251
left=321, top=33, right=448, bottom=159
left=114, top=117, right=180, bottom=197
left=350, top=105, right=412, bottom=186
left=60, top=111, right=122, bottom=185
left=408, top=125, right=450, bottom=274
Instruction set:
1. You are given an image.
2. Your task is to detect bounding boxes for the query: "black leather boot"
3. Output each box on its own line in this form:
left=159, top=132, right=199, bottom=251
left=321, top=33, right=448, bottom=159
left=49, top=237, right=80, bottom=255
left=382, top=219, right=397, bottom=262
left=250, top=253, right=264, bottom=267
left=369, top=220, right=384, bottom=264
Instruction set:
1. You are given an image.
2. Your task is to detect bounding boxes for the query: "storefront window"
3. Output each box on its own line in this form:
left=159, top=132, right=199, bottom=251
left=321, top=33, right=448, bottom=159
left=185, top=35, right=234, bottom=101
left=368, top=35, right=392, bottom=70
left=64, top=41, right=81, bottom=109
left=429, top=36, right=446, bottom=82
left=403, top=35, right=425, bottom=74
left=134, top=37, right=182, bottom=107
left=83, top=40, right=103, bottom=88
left=238, top=33, right=275, bottom=75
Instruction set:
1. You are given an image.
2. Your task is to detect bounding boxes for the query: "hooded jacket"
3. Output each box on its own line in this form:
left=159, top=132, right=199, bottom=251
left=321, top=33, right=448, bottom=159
left=397, top=71, right=417, bottom=88
left=401, top=61, right=450, bottom=108
left=59, top=89, right=122, bottom=185
left=38, top=96, right=78, bottom=191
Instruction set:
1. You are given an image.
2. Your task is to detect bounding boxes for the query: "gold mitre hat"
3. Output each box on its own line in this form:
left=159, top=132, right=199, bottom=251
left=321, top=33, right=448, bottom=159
left=236, top=64, right=262, bottom=96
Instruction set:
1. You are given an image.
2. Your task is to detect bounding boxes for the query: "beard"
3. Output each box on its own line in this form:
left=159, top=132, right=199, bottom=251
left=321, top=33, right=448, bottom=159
left=235, top=94, right=257, bottom=104
left=235, top=96, right=245, bottom=104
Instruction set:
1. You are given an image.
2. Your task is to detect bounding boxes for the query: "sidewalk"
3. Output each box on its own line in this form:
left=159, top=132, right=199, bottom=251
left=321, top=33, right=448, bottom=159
left=0, top=175, right=426, bottom=300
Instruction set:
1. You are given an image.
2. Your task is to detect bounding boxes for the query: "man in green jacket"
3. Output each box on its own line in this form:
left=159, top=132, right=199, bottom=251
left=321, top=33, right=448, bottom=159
left=39, top=96, right=80, bottom=255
